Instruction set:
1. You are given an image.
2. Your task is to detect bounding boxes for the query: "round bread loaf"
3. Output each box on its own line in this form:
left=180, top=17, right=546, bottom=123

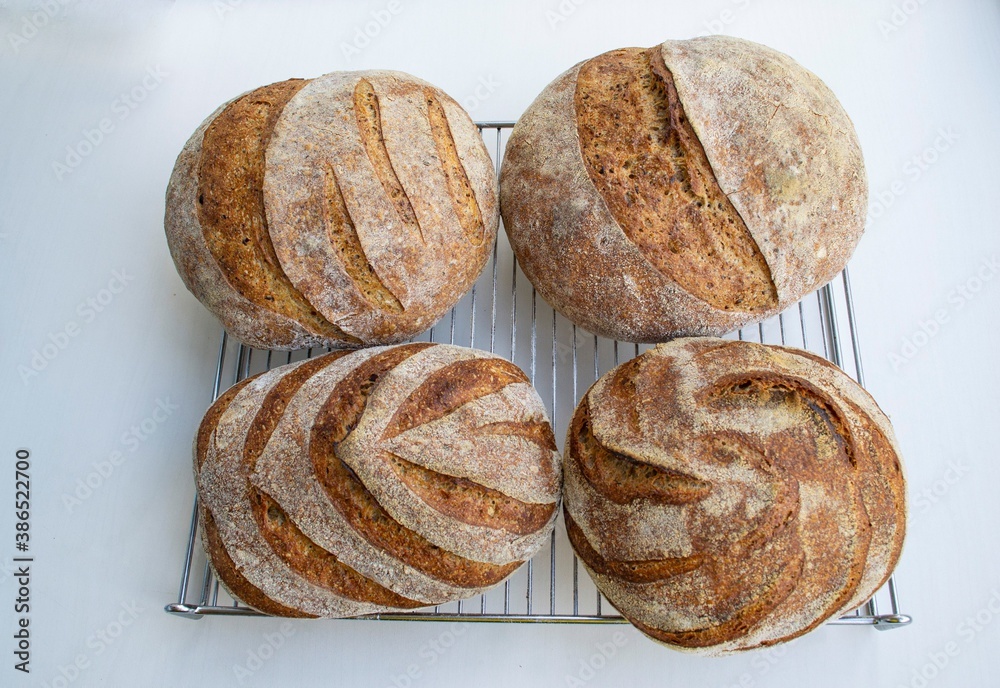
left=166, top=71, right=498, bottom=350
left=500, top=36, right=867, bottom=342
left=563, top=338, right=905, bottom=654
left=195, top=343, right=561, bottom=616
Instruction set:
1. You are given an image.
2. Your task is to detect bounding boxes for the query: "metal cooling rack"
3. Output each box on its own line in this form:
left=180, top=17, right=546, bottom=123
left=166, top=122, right=912, bottom=630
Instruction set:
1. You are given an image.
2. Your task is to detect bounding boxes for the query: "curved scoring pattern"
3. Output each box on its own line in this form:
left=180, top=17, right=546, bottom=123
left=165, top=70, right=499, bottom=350
left=196, top=343, right=561, bottom=617
left=563, top=338, right=906, bottom=655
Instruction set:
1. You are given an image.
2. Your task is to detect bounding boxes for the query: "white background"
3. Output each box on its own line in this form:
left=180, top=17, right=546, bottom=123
left=2, top=1, right=999, bottom=686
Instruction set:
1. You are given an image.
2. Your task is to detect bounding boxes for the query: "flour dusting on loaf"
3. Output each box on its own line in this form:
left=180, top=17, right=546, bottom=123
left=500, top=36, right=867, bottom=343
left=195, top=343, right=561, bottom=616
left=166, top=71, right=498, bottom=349
left=563, top=338, right=905, bottom=654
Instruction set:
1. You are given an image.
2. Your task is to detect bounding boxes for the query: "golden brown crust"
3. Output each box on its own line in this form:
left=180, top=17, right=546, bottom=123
left=197, top=80, right=357, bottom=346
left=308, top=345, right=523, bottom=587
left=264, top=71, right=499, bottom=344
left=575, top=47, right=776, bottom=313
left=563, top=338, right=906, bottom=654
left=197, top=343, right=560, bottom=616
left=201, top=507, right=313, bottom=618
left=252, top=490, right=423, bottom=609
left=500, top=37, right=866, bottom=342
left=165, top=98, right=330, bottom=351
left=195, top=375, right=310, bottom=618
left=166, top=71, right=498, bottom=350
left=382, top=357, right=530, bottom=438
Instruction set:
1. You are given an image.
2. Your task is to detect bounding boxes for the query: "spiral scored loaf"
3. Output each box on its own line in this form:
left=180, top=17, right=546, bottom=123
left=166, top=71, right=498, bottom=350
left=500, top=36, right=867, bottom=342
left=195, top=343, right=561, bottom=617
left=564, top=338, right=906, bottom=654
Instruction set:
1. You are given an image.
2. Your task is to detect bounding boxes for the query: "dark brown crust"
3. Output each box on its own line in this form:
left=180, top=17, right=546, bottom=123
left=622, top=549, right=805, bottom=649
left=565, top=508, right=701, bottom=583
left=311, top=345, right=521, bottom=588
left=569, top=397, right=711, bottom=505
left=195, top=375, right=311, bottom=617
left=231, top=351, right=422, bottom=610
left=195, top=377, right=255, bottom=473
left=425, top=88, right=485, bottom=246
left=196, top=79, right=356, bottom=344
left=387, top=453, right=556, bottom=535
left=252, top=490, right=424, bottom=609
left=242, top=353, right=351, bottom=468
left=575, top=48, right=776, bottom=313
left=500, top=38, right=866, bottom=343
left=564, top=338, right=904, bottom=653
left=262, top=71, right=499, bottom=346
left=382, top=358, right=530, bottom=439
left=202, top=507, right=314, bottom=617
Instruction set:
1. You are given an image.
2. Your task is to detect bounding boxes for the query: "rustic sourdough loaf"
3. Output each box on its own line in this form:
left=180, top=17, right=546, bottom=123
left=195, top=343, right=561, bottom=616
left=166, top=71, right=498, bottom=350
left=500, top=36, right=868, bottom=342
left=563, top=338, right=906, bottom=654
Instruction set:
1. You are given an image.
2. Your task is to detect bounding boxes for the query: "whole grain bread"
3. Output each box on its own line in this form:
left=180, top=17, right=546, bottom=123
left=563, top=338, right=905, bottom=654
left=166, top=71, right=498, bottom=350
left=195, top=343, right=561, bottom=616
left=500, top=37, right=867, bottom=342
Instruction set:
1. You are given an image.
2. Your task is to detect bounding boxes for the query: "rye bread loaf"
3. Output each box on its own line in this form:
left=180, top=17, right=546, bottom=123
left=166, top=71, right=498, bottom=350
left=563, top=338, right=906, bottom=654
left=500, top=36, right=868, bottom=342
left=195, top=343, right=561, bottom=616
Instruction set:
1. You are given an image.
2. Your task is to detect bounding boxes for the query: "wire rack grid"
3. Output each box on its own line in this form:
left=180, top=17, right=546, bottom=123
left=165, top=122, right=911, bottom=631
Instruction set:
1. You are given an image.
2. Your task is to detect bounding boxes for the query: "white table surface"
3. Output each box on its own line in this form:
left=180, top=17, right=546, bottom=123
left=2, top=1, right=999, bottom=686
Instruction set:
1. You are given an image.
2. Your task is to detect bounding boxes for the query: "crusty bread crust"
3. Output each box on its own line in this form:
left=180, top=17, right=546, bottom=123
left=564, top=338, right=905, bottom=654
left=166, top=71, right=498, bottom=350
left=500, top=37, right=867, bottom=343
left=264, top=71, right=498, bottom=345
left=165, top=95, right=333, bottom=350
left=196, top=344, right=561, bottom=616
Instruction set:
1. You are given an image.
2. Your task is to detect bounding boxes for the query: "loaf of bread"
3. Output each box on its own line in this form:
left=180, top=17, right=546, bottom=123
left=195, top=343, right=561, bottom=616
left=564, top=338, right=906, bottom=654
left=166, top=71, right=498, bottom=350
left=500, top=36, right=867, bottom=342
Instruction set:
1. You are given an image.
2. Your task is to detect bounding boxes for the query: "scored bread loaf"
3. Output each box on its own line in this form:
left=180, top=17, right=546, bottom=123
left=195, top=343, right=561, bottom=616
left=500, top=36, right=867, bottom=342
left=563, top=338, right=906, bottom=654
left=166, top=71, right=498, bottom=350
